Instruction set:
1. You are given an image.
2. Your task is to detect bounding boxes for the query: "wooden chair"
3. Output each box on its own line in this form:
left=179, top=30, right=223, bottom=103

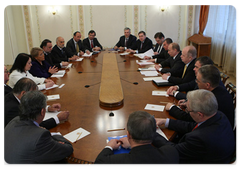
left=226, top=82, right=236, bottom=109
left=220, top=72, right=229, bottom=86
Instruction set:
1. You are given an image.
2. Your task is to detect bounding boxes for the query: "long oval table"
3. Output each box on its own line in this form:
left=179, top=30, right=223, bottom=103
left=44, top=49, right=177, bottom=163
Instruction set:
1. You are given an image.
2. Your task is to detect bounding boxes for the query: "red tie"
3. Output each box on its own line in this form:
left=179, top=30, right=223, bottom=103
left=192, top=124, right=198, bottom=131
left=91, top=40, right=94, bottom=48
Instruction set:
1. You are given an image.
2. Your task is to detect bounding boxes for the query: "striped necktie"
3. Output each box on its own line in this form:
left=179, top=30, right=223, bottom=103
left=182, top=65, right=187, bottom=78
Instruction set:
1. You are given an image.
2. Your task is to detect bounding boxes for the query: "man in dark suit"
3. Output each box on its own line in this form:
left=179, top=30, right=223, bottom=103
left=114, top=27, right=137, bottom=51
left=66, top=31, right=91, bottom=57
left=5, top=90, right=73, bottom=163
left=4, top=78, right=69, bottom=128
left=40, top=39, right=69, bottom=68
left=95, top=111, right=179, bottom=164
left=167, top=56, right=214, bottom=99
left=52, top=36, right=78, bottom=62
left=153, top=89, right=235, bottom=163
left=165, top=65, right=235, bottom=129
left=83, top=30, right=102, bottom=52
left=162, top=45, right=196, bottom=85
left=155, top=43, right=184, bottom=77
left=126, top=31, right=153, bottom=54
left=4, top=66, right=12, bottom=95
left=144, top=32, right=168, bottom=63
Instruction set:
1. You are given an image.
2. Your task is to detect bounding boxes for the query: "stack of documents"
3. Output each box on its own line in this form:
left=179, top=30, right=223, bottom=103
left=140, top=70, right=159, bottom=76
left=136, top=60, right=154, bottom=66
left=51, top=70, right=66, bottom=78
left=143, top=77, right=164, bottom=82
left=63, top=127, right=91, bottom=143
left=152, top=90, right=169, bottom=97
left=82, top=52, right=93, bottom=57
left=138, top=67, right=156, bottom=71
left=134, top=49, right=154, bottom=59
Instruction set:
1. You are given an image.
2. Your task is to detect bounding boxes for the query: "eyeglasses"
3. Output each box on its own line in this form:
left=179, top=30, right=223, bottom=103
left=4, top=70, right=9, bottom=74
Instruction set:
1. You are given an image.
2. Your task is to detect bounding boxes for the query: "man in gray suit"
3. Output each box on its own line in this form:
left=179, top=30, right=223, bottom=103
left=5, top=91, right=73, bottom=163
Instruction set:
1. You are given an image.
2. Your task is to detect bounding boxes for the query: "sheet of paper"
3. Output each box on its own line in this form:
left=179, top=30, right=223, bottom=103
left=153, top=77, right=169, bottom=83
left=43, top=111, right=60, bottom=121
left=58, top=84, right=65, bottom=88
left=143, top=77, right=162, bottom=81
left=51, top=70, right=66, bottom=77
left=76, top=58, right=84, bottom=61
left=82, top=52, right=93, bottom=57
left=134, top=49, right=154, bottom=59
left=156, top=126, right=168, bottom=141
left=152, top=90, right=169, bottom=97
left=140, top=70, right=159, bottom=76
left=46, top=84, right=59, bottom=90
left=136, top=60, right=154, bottom=66
left=138, top=67, right=156, bottom=71
left=47, top=94, right=60, bottom=101
left=120, top=52, right=130, bottom=56
left=63, top=127, right=91, bottom=143
left=62, top=63, right=72, bottom=69
left=144, top=104, right=165, bottom=112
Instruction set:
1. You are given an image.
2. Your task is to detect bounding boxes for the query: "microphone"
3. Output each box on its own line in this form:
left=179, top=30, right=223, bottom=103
left=120, top=78, right=138, bottom=85
left=84, top=82, right=101, bottom=88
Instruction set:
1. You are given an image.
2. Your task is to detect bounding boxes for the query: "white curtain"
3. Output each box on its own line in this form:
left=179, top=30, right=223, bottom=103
left=204, top=5, right=236, bottom=76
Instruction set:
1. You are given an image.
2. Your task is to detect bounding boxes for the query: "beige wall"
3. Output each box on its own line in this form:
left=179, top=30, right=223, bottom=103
left=4, top=5, right=198, bottom=65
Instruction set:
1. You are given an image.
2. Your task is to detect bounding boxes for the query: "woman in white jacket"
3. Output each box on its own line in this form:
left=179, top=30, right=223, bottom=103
left=9, top=53, right=54, bottom=90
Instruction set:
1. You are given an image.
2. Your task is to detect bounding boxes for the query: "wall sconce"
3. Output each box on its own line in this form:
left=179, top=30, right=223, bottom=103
left=48, top=6, right=58, bottom=15
left=160, top=5, right=169, bottom=12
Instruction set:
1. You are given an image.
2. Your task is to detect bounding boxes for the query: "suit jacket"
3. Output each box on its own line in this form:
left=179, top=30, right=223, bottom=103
left=4, top=84, right=12, bottom=96
left=4, top=92, right=57, bottom=129
left=130, top=37, right=153, bottom=53
left=152, top=44, right=168, bottom=63
left=83, top=38, right=102, bottom=52
left=160, top=51, right=184, bottom=77
left=115, top=34, right=137, bottom=49
left=168, top=58, right=196, bottom=85
left=66, top=38, right=85, bottom=57
left=95, top=144, right=179, bottom=164
left=44, top=52, right=62, bottom=68
left=170, top=86, right=234, bottom=128
left=51, top=45, right=69, bottom=62
left=29, top=60, right=52, bottom=78
left=152, top=111, right=235, bottom=163
left=5, top=116, right=73, bottom=163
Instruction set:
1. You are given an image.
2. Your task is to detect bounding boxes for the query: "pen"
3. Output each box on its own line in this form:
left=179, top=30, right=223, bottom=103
left=107, top=128, right=125, bottom=132
left=75, top=132, right=82, bottom=143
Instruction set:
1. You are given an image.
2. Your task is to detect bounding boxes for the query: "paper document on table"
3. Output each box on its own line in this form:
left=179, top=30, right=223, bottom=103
left=134, top=49, right=154, bottom=59
left=138, top=67, right=156, bottom=71
left=153, top=77, right=169, bottom=83
left=47, top=94, right=60, bottom=101
left=82, top=52, right=93, bottom=57
left=143, top=77, right=162, bottom=81
left=63, top=127, right=91, bottom=143
left=144, top=104, right=165, bottom=112
left=76, top=58, right=84, bottom=61
left=46, top=84, right=59, bottom=90
left=136, top=60, right=154, bottom=66
left=156, top=126, right=168, bottom=141
left=51, top=70, right=66, bottom=77
left=140, top=70, right=159, bottom=76
left=120, top=52, right=130, bottom=56
left=43, top=111, right=60, bottom=121
left=152, top=90, right=169, bottom=97
left=62, top=63, right=72, bottom=69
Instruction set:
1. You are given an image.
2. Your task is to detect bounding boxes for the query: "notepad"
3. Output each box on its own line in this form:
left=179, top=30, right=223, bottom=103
left=47, top=94, right=60, bottom=101
left=144, top=104, right=165, bottom=112
left=51, top=70, right=66, bottom=77
left=140, top=70, right=159, bottom=76
left=152, top=90, right=169, bottom=97
left=136, top=60, right=154, bottom=65
left=46, top=84, right=59, bottom=90
left=82, top=52, right=93, bottom=57
left=138, top=67, right=156, bottom=71
left=107, top=135, right=131, bottom=154
left=63, top=127, right=91, bottom=143
left=143, top=77, right=162, bottom=81
left=62, top=63, right=72, bottom=69
left=43, top=111, right=60, bottom=121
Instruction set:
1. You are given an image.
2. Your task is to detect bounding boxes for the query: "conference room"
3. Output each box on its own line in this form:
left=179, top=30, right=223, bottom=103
left=4, top=4, right=236, bottom=165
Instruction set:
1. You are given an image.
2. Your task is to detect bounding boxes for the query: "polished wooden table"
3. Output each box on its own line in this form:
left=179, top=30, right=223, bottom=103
left=44, top=49, right=177, bottom=163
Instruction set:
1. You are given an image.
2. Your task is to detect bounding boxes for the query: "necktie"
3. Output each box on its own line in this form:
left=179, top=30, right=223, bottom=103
left=76, top=43, right=79, bottom=52
left=125, top=38, right=128, bottom=47
left=140, top=42, right=143, bottom=50
left=182, top=65, right=187, bottom=78
left=192, top=124, right=198, bottom=131
left=91, top=40, right=94, bottom=48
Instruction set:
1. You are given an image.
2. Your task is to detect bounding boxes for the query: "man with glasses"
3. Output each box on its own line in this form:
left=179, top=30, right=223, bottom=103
left=165, top=65, right=234, bottom=129
left=4, top=66, right=12, bottom=95
left=153, top=89, right=235, bottom=163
